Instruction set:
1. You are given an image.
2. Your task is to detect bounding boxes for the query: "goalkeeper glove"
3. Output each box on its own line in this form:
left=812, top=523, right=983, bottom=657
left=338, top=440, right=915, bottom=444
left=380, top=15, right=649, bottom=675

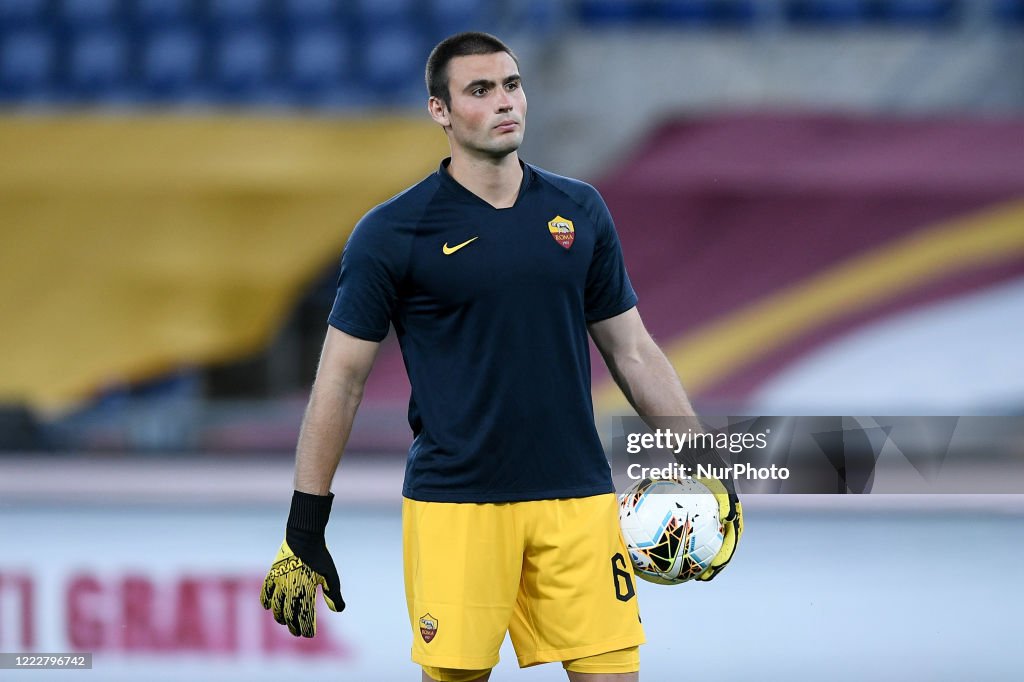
left=260, top=491, right=344, bottom=637
left=695, top=477, right=743, bottom=582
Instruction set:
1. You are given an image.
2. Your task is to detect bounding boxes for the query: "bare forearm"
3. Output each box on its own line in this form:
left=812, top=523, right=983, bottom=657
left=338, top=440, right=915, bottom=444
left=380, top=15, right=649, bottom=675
left=293, top=376, right=364, bottom=495
left=590, top=308, right=702, bottom=431
left=608, top=336, right=700, bottom=430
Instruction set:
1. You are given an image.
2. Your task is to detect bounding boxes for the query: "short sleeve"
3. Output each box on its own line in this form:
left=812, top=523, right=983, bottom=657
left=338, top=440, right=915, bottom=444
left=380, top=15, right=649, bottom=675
left=584, top=189, right=637, bottom=322
left=328, top=212, right=403, bottom=342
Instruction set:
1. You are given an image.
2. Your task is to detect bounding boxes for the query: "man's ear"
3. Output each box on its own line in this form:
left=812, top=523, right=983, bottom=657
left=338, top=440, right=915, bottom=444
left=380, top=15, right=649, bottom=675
left=428, top=96, right=450, bottom=128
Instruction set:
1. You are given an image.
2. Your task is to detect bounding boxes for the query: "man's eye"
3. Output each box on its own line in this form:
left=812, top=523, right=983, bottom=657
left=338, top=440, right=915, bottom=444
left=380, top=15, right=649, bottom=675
left=506, top=82, right=519, bottom=91
left=473, top=88, right=487, bottom=96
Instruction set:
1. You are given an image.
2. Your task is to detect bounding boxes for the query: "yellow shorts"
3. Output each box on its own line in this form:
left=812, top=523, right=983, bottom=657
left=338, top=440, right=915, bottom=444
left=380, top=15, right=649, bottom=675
left=403, top=494, right=645, bottom=672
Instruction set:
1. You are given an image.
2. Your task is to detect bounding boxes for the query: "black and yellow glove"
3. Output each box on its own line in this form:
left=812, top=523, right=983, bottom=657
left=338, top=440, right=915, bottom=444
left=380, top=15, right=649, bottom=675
left=260, top=491, right=344, bottom=637
left=695, top=477, right=743, bottom=582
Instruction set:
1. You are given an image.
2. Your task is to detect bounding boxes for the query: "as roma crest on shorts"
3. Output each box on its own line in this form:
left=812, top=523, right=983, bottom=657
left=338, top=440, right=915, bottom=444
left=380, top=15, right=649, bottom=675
left=547, top=215, right=575, bottom=249
left=419, top=613, right=438, bottom=643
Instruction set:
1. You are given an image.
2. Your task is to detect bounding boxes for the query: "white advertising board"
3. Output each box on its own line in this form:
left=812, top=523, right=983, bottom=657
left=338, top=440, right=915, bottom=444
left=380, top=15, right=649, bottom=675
left=3, top=501, right=1024, bottom=681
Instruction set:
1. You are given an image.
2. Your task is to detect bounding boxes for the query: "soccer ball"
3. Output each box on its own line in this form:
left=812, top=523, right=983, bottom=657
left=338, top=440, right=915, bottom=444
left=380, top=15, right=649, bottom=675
left=618, top=478, right=724, bottom=585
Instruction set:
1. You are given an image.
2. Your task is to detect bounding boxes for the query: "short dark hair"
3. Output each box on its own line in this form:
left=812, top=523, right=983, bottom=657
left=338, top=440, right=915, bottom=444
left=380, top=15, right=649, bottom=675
left=425, top=32, right=518, bottom=109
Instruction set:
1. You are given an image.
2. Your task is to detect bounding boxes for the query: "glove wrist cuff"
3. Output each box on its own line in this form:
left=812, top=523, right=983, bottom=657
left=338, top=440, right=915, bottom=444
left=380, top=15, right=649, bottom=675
left=287, top=490, right=334, bottom=534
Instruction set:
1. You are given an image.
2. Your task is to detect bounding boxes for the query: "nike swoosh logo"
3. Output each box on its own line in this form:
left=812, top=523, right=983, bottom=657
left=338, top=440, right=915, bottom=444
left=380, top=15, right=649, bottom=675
left=442, top=236, right=479, bottom=255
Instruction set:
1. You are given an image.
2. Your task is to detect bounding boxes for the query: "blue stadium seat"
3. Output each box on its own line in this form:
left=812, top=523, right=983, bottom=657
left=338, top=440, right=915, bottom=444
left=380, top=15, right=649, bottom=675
left=516, top=0, right=565, bottom=31
left=0, top=27, right=54, bottom=99
left=430, top=0, right=490, bottom=36
left=785, top=0, right=871, bottom=24
left=356, top=0, right=418, bottom=31
left=211, top=26, right=275, bottom=101
left=280, top=0, right=339, bottom=27
left=876, top=0, right=959, bottom=24
left=578, top=0, right=647, bottom=25
left=58, top=0, right=121, bottom=28
left=285, top=26, right=352, bottom=98
left=361, top=26, right=423, bottom=102
left=579, top=0, right=757, bottom=26
left=507, top=0, right=562, bottom=34
left=658, top=1, right=720, bottom=23
left=139, top=26, right=203, bottom=100
left=0, top=0, right=49, bottom=28
left=995, top=0, right=1024, bottom=23
left=133, top=0, right=194, bottom=28
left=65, top=27, right=130, bottom=100
left=206, top=0, right=268, bottom=28
left=658, top=0, right=758, bottom=25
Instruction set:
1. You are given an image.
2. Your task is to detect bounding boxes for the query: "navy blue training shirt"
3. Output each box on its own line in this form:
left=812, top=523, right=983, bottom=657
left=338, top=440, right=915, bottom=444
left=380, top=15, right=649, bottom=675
left=329, top=159, right=637, bottom=503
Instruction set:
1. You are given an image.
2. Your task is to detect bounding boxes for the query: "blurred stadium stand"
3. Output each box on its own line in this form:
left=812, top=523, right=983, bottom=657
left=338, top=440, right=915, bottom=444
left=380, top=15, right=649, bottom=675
left=1, top=0, right=1023, bottom=452
left=0, top=0, right=532, bottom=107
left=0, top=1, right=1022, bottom=108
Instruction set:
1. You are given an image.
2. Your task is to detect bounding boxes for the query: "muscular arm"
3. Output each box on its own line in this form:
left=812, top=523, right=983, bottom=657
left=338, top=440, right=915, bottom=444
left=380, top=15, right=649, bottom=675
left=588, top=307, right=700, bottom=431
left=293, top=326, right=381, bottom=495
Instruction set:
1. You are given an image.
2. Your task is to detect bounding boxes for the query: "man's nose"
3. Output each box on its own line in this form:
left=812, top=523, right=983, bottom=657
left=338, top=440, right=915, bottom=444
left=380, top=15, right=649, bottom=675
left=496, top=91, right=513, bottom=112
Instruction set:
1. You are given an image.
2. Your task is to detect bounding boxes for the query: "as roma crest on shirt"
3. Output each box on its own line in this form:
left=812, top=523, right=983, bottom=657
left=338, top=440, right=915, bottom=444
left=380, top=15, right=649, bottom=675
left=419, top=613, right=438, bottom=643
left=547, top=215, right=575, bottom=249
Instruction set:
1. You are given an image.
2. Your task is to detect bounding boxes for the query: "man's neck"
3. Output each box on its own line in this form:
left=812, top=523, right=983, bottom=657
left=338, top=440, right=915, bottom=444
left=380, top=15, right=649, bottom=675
left=447, top=151, right=523, bottom=209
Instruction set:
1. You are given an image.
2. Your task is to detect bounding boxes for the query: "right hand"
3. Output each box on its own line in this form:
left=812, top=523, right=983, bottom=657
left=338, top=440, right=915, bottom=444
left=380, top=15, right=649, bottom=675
left=260, top=491, right=345, bottom=637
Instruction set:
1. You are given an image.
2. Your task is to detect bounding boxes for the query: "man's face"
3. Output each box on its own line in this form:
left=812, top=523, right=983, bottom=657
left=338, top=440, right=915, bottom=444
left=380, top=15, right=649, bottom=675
left=432, top=51, right=526, bottom=158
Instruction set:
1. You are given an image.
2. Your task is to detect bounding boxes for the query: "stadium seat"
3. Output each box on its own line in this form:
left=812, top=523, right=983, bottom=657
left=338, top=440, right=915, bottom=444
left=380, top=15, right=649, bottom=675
left=876, top=0, right=959, bottom=24
left=133, top=0, right=194, bottom=28
left=512, top=0, right=562, bottom=33
left=206, top=0, right=268, bottom=28
left=280, top=0, right=339, bottom=27
left=211, top=26, right=275, bottom=101
left=578, top=0, right=758, bottom=26
left=785, top=0, right=871, bottom=24
left=361, top=27, right=423, bottom=102
left=0, top=0, right=49, bottom=28
left=138, top=25, right=203, bottom=100
left=578, top=0, right=647, bottom=25
left=658, top=0, right=758, bottom=25
left=0, top=27, right=54, bottom=99
left=430, top=0, right=490, bottom=36
left=66, top=27, right=129, bottom=100
left=285, top=26, right=352, bottom=99
left=356, top=0, right=419, bottom=31
left=58, top=0, right=121, bottom=28
left=995, top=0, right=1024, bottom=23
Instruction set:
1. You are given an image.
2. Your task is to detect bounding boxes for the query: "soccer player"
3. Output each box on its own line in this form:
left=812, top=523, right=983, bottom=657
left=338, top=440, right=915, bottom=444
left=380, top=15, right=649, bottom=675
left=261, top=32, right=741, bottom=682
